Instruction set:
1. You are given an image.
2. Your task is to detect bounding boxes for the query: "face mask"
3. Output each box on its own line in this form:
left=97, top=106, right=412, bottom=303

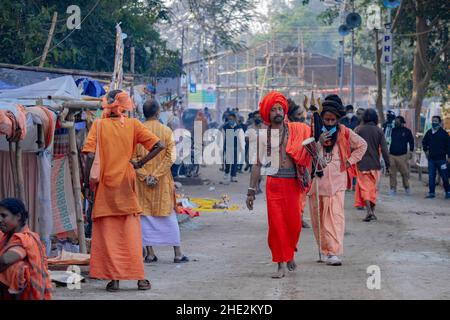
left=346, top=113, right=354, bottom=119
left=298, top=116, right=306, bottom=123
left=432, top=123, right=440, bottom=129
left=322, top=125, right=337, bottom=135
left=254, top=119, right=262, bottom=125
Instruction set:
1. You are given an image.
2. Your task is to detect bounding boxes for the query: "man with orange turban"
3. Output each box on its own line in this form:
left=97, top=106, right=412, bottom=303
left=82, top=89, right=165, bottom=292
left=246, top=91, right=312, bottom=278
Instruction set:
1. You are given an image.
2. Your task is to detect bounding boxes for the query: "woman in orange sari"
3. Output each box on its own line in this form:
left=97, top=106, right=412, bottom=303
left=0, top=198, right=53, bottom=300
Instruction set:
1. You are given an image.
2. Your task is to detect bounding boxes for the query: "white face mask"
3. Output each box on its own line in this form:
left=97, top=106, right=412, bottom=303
left=346, top=113, right=354, bottom=119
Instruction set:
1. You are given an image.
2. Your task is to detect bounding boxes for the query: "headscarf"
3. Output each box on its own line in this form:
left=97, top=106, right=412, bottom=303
left=101, top=90, right=134, bottom=126
left=259, top=91, right=288, bottom=125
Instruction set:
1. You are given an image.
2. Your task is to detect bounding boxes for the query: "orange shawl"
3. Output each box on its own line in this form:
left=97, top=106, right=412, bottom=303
left=0, top=226, right=53, bottom=300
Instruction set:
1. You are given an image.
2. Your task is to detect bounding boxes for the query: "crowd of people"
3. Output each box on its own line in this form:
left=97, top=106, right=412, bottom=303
left=1, top=88, right=449, bottom=299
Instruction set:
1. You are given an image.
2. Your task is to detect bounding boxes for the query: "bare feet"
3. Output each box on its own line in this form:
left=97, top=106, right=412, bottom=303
left=271, top=263, right=287, bottom=279
left=287, top=260, right=297, bottom=271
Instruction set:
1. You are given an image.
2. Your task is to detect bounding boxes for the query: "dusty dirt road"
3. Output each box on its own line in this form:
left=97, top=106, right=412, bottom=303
left=54, top=165, right=450, bottom=300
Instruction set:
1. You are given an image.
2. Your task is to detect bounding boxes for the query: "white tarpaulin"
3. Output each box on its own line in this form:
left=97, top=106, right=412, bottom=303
left=0, top=75, right=81, bottom=106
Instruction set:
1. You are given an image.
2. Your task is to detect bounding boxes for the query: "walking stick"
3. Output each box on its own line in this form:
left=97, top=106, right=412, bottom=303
left=302, top=137, right=326, bottom=263
left=314, top=176, right=323, bottom=263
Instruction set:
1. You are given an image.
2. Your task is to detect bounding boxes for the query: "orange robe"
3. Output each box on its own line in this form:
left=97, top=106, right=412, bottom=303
left=354, top=169, right=381, bottom=208
left=265, top=122, right=312, bottom=262
left=82, top=117, right=159, bottom=280
left=308, top=127, right=367, bottom=256
left=0, top=226, right=53, bottom=300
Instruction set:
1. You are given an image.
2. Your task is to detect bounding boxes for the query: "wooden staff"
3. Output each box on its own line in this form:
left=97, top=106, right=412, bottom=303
left=39, top=12, right=58, bottom=67
left=61, top=113, right=87, bottom=253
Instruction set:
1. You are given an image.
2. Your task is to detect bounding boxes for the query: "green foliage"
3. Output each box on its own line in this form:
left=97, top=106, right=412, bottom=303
left=0, top=0, right=182, bottom=77
left=186, top=0, right=257, bottom=52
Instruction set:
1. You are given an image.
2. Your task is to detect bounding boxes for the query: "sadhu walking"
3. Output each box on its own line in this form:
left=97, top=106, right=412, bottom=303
left=246, top=91, right=312, bottom=278
left=308, top=95, right=367, bottom=266
left=354, top=108, right=390, bottom=222
left=82, top=90, right=164, bottom=292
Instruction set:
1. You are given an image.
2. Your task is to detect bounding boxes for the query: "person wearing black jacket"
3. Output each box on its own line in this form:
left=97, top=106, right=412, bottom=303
left=389, top=116, right=415, bottom=195
left=340, top=105, right=359, bottom=130
left=422, top=116, right=450, bottom=199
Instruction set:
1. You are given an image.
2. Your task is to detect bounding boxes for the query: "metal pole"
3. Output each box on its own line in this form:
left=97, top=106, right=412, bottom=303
left=339, top=38, right=345, bottom=96
left=386, top=8, right=392, bottom=110
left=351, top=29, right=355, bottom=105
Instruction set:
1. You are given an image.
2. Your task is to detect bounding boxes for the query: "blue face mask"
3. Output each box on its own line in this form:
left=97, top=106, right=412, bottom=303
left=322, top=125, right=337, bottom=135
left=432, top=123, right=440, bottom=129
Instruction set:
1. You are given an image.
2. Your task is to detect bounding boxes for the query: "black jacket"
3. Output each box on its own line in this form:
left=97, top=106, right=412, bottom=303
left=389, top=126, right=414, bottom=156
left=340, top=116, right=359, bottom=130
left=422, top=127, right=450, bottom=161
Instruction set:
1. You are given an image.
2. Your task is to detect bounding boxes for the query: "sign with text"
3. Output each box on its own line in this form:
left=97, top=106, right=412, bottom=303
left=383, top=26, right=393, bottom=64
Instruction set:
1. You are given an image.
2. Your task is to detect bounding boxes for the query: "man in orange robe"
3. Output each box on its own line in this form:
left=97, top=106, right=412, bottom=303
left=308, top=95, right=367, bottom=266
left=246, top=91, right=312, bottom=279
left=354, top=108, right=390, bottom=221
left=82, top=90, right=164, bottom=292
left=0, top=198, right=53, bottom=300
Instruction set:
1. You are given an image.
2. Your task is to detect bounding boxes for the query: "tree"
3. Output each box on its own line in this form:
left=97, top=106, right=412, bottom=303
left=301, top=0, right=450, bottom=132
left=404, top=0, right=450, bottom=131
left=0, top=0, right=182, bottom=77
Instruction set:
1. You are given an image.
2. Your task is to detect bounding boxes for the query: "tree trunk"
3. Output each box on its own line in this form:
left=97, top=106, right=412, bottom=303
left=375, top=29, right=384, bottom=123
left=410, top=8, right=431, bottom=133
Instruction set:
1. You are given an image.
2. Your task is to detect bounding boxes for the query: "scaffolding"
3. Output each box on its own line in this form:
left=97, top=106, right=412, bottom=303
left=182, top=26, right=374, bottom=115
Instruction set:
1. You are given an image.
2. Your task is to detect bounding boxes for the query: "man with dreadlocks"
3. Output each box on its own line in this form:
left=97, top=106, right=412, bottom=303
left=246, top=91, right=312, bottom=279
left=307, top=94, right=367, bottom=266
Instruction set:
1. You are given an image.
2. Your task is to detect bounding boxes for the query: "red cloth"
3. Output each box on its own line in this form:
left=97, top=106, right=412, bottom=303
left=354, top=169, right=381, bottom=208
left=266, top=177, right=304, bottom=263
left=258, top=91, right=288, bottom=125
left=176, top=206, right=200, bottom=218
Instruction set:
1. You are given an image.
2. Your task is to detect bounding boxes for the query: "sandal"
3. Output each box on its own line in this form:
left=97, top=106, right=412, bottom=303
left=137, top=279, right=151, bottom=291
left=144, top=255, right=158, bottom=263
left=106, top=281, right=119, bottom=292
left=174, top=255, right=189, bottom=263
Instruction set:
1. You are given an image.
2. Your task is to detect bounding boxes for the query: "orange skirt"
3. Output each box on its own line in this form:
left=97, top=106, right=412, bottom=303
left=354, top=169, right=381, bottom=208
left=90, top=214, right=145, bottom=280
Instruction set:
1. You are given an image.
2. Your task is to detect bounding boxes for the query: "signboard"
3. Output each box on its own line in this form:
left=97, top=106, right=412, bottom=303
left=187, top=84, right=217, bottom=110
left=383, top=26, right=393, bottom=64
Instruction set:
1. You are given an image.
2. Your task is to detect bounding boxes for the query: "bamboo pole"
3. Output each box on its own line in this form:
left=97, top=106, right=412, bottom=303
left=15, top=141, right=25, bottom=203
left=39, top=12, right=58, bottom=67
left=61, top=113, right=87, bottom=253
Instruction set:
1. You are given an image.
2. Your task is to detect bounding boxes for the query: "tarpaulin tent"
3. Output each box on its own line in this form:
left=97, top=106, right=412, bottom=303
left=75, top=78, right=106, bottom=97
left=0, top=75, right=81, bottom=106
left=0, top=80, right=17, bottom=91
left=0, top=76, right=85, bottom=255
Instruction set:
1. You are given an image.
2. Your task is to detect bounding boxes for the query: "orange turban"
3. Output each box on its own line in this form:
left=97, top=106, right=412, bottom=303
left=101, top=91, right=134, bottom=126
left=258, top=91, right=288, bottom=125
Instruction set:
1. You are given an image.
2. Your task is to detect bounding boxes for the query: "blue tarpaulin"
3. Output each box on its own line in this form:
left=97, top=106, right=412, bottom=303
left=0, top=80, right=17, bottom=90
left=75, top=78, right=106, bottom=97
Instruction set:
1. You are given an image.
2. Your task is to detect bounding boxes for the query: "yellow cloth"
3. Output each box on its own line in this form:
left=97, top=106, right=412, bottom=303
left=135, top=119, right=177, bottom=217
left=189, top=198, right=239, bottom=212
